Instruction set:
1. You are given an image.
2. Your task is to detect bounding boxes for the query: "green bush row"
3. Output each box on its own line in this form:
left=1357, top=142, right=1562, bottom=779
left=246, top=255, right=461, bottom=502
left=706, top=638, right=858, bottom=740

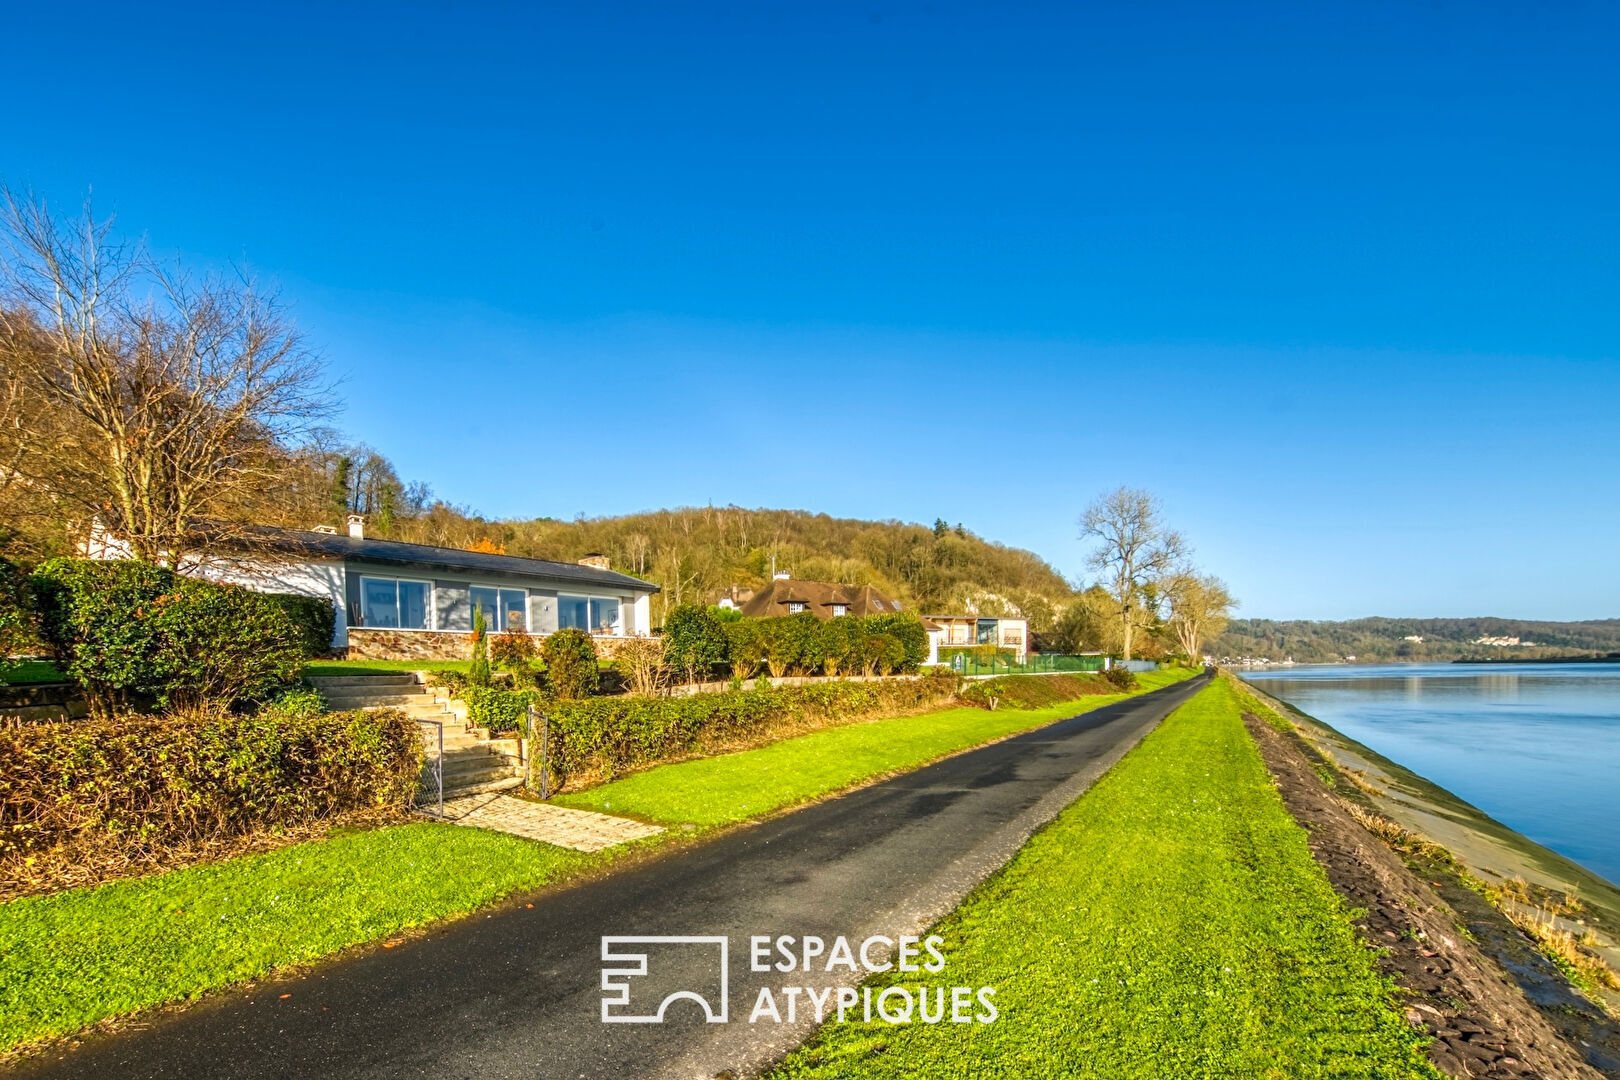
left=0, top=707, right=422, bottom=889
left=661, top=605, right=931, bottom=683
left=24, top=558, right=334, bottom=716
left=525, top=671, right=961, bottom=789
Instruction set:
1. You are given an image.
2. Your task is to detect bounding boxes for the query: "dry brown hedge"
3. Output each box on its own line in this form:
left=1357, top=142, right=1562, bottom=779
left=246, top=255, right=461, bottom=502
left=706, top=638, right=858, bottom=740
left=0, top=708, right=422, bottom=897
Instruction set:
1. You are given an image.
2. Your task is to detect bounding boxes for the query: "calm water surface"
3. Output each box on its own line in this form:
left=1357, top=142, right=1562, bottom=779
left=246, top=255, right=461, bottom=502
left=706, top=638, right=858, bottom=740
left=1239, top=663, right=1620, bottom=885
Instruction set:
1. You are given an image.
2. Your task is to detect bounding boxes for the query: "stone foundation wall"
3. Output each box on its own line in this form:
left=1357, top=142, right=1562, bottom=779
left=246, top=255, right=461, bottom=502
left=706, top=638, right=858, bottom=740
left=344, top=628, right=647, bottom=662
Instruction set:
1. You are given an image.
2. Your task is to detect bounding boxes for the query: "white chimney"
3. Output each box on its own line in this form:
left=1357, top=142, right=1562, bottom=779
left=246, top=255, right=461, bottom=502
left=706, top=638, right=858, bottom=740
left=347, top=514, right=365, bottom=539
left=773, top=571, right=790, bottom=580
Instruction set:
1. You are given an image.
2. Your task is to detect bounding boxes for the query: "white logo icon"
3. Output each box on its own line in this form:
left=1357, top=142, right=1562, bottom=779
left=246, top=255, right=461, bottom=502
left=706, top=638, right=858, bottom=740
left=600, top=936, right=730, bottom=1024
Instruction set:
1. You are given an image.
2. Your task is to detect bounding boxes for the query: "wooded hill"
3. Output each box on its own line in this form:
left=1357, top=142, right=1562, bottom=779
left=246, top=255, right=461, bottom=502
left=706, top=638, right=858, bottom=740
left=1212, top=616, right=1620, bottom=663
left=489, top=508, right=1079, bottom=627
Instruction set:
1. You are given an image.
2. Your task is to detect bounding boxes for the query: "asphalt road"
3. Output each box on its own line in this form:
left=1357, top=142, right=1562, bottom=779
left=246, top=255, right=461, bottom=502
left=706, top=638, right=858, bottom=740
left=13, top=672, right=1210, bottom=1080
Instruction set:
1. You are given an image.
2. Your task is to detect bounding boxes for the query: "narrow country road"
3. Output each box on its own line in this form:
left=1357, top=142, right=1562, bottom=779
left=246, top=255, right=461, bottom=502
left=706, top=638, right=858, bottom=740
left=13, top=673, right=1210, bottom=1080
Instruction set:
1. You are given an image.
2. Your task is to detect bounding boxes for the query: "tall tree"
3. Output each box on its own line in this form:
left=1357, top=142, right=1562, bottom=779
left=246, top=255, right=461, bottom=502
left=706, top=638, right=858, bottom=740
left=0, top=189, right=332, bottom=565
left=1079, top=487, right=1185, bottom=661
left=1163, top=571, right=1234, bottom=663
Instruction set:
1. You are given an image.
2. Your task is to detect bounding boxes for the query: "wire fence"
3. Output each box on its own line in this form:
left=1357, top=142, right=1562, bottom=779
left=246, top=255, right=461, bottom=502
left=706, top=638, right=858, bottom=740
left=942, top=651, right=1109, bottom=677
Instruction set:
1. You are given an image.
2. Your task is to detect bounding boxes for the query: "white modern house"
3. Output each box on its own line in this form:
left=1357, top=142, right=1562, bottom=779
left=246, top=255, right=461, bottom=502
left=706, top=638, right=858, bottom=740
left=922, top=613, right=1030, bottom=665
left=83, top=515, right=660, bottom=660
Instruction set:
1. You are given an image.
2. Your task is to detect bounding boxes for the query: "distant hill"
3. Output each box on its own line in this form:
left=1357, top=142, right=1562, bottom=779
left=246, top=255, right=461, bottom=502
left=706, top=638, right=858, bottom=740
left=487, top=507, right=1078, bottom=626
left=1211, top=616, right=1620, bottom=664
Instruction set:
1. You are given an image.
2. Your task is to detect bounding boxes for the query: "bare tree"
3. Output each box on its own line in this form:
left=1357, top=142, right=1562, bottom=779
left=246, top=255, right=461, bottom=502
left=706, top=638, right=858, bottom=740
left=1163, top=570, right=1234, bottom=664
left=0, top=189, right=332, bottom=566
left=1079, top=487, right=1185, bottom=661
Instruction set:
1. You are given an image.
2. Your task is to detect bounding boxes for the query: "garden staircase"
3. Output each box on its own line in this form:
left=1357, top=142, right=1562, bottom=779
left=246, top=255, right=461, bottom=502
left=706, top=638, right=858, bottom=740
left=303, top=672, right=525, bottom=801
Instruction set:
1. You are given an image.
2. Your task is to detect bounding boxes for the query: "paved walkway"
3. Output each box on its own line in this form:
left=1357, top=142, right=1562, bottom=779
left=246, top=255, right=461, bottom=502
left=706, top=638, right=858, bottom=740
left=435, top=791, right=664, bottom=852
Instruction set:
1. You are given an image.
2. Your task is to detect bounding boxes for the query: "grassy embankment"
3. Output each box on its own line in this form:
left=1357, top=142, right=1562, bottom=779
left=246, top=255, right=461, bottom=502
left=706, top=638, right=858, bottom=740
left=0, top=668, right=1193, bottom=1055
left=770, top=677, right=1441, bottom=1080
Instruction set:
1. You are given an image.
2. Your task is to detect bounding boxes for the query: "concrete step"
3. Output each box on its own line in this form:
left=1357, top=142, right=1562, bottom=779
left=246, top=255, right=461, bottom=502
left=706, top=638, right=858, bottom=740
left=427, top=776, right=525, bottom=799
left=440, top=752, right=522, bottom=777
left=322, top=692, right=430, bottom=708
left=442, top=761, right=524, bottom=781
left=307, top=674, right=420, bottom=689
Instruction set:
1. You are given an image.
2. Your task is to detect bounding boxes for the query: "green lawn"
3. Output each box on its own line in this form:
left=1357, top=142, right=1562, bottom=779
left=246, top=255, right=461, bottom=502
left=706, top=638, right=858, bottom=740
left=0, top=823, right=604, bottom=1052
left=301, top=659, right=473, bottom=677
left=551, top=668, right=1195, bottom=826
left=768, top=678, right=1440, bottom=1080
left=0, top=659, right=66, bottom=685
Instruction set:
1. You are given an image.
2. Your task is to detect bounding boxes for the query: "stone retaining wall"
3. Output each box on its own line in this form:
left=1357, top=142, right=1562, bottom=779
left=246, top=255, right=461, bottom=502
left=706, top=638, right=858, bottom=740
left=344, top=628, right=647, bottom=662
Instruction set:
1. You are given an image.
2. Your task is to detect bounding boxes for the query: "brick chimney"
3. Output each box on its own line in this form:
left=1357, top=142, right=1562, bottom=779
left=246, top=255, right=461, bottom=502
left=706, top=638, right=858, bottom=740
left=347, top=514, right=365, bottom=540
left=579, top=552, right=610, bottom=570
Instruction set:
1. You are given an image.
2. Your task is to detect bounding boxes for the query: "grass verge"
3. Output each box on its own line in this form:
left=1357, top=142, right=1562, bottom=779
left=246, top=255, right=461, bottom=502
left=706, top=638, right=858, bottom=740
left=768, top=678, right=1441, bottom=1080
left=551, top=668, right=1194, bottom=826
left=0, top=823, right=603, bottom=1053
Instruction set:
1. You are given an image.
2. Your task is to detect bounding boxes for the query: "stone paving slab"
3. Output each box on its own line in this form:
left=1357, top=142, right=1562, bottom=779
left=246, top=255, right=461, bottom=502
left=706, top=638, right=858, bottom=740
left=432, top=791, right=664, bottom=852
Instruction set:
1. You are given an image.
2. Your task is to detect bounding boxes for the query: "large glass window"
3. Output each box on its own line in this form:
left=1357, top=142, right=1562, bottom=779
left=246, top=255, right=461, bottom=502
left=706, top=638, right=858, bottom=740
left=360, top=577, right=432, bottom=630
left=470, top=586, right=527, bottom=632
left=559, top=594, right=624, bottom=634
left=976, top=619, right=998, bottom=645
left=591, top=597, right=621, bottom=634
left=557, top=594, right=590, bottom=630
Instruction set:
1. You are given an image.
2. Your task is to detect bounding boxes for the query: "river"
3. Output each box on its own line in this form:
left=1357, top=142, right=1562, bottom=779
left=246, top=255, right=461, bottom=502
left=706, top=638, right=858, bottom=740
left=1238, top=662, right=1620, bottom=886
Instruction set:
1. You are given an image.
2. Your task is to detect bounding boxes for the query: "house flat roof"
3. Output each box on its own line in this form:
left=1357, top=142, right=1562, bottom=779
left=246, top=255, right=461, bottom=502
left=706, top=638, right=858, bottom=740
left=246, top=526, right=660, bottom=593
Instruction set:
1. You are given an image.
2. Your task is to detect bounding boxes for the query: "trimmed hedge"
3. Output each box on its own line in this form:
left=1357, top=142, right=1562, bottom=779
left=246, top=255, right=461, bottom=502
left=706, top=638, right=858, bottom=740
left=660, top=605, right=934, bottom=684
left=533, top=672, right=961, bottom=789
left=0, top=708, right=422, bottom=894
left=465, top=686, right=535, bottom=734
left=265, top=593, right=337, bottom=658
left=31, top=558, right=307, bottom=716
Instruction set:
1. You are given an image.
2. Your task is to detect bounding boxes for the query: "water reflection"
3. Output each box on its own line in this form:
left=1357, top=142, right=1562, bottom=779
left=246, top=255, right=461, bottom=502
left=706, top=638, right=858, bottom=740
left=1241, top=663, right=1620, bottom=885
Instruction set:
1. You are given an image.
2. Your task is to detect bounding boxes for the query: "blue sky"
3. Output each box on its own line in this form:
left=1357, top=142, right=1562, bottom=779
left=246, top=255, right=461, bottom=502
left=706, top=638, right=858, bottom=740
left=3, top=2, right=1616, bottom=620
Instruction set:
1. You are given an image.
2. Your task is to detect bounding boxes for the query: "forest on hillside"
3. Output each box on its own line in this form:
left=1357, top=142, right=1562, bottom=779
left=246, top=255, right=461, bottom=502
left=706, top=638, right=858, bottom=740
left=1212, top=616, right=1620, bottom=663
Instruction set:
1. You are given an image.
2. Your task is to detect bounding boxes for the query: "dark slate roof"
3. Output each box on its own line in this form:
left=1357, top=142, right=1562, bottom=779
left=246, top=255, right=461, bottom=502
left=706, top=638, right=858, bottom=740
left=244, top=526, right=659, bottom=593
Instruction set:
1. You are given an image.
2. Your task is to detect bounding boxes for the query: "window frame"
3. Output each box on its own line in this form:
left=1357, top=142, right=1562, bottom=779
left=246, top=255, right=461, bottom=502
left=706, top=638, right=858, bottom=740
left=470, top=584, right=529, bottom=634
left=358, top=575, right=435, bottom=631
left=558, top=592, right=627, bottom=635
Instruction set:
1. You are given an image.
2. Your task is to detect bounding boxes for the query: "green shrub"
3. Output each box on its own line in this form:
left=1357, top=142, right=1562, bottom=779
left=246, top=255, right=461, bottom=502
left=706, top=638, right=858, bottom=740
left=0, top=708, right=422, bottom=890
left=0, top=557, right=36, bottom=679
left=261, top=685, right=328, bottom=720
left=663, top=604, right=729, bottom=683
left=1102, top=664, right=1138, bottom=691
left=265, top=593, right=337, bottom=658
left=428, top=669, right=470, bottom=697
left=537, top=671, right=962, bottom=789
left=30, top=558, right=305, bottom=716
left=542, top=628, right=599, bottom=699
left=489, top=630, right=536, bottom=670
left=468, top=604, right=492, bottom=688
left=863, top=611, right=929, bottom=671
left=865, top=632, right=907, bottom=675
left=816, top=616, right=867, bottom=676
left=465, top=686, right=537, bottom=733
left=724, top=618, right=765, bottom=679
left=758, top=611, right=818, bottom=677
